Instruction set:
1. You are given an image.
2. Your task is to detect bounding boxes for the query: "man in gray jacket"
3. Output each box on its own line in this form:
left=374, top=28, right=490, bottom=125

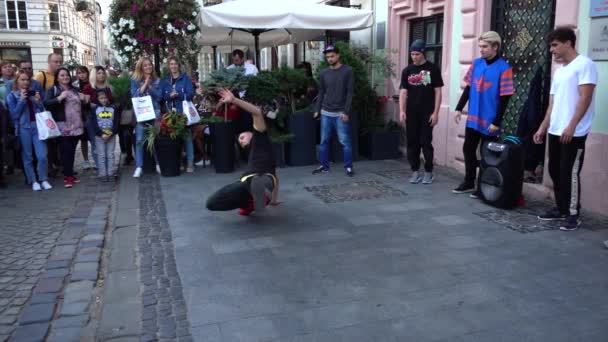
left=312, top=45, right=355, bottom=177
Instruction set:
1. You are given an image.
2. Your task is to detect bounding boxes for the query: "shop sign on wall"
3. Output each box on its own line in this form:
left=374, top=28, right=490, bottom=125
left=591, top=0, right=608, bottom=17
left=590, top=17, right=608, bottom=60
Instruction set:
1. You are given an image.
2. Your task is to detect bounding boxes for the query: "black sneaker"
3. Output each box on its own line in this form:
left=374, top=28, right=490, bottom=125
left=559, top=216, right=581, bottom=231
left=312, top=166, right=329, bottom=175
left=469, top=189, right=482, bottom=199
left=345, top=167, right=354, bottom=177
left=538, top=208, right=567, bottom=221
left=452, top=182, right=475, bottom=194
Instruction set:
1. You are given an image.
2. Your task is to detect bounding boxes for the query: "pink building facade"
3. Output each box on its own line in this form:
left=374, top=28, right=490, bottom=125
left=387, top=0, right=608, bottom=214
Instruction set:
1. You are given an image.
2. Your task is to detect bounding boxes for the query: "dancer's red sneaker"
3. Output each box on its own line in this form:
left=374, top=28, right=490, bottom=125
left=238, top=200, right=254, bottom=216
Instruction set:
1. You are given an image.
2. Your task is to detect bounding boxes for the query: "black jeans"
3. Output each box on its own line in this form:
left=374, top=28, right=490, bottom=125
left=206, top=175, right=274, bottom=212
left=60, top=135, right=80, bottom=177
left=463, top=127, right=498, bottom=185
left=548, top=134, right=586, bottom=216
left=406, top=111, right=434, bottom=172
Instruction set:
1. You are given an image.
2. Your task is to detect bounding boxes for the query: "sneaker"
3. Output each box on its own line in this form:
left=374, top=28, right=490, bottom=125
left=345, top=167, right=354, bottom=177
left=559, top=216, right=581, bottom=231
left=133, top=167, right=143, bottom=178
left=41, top=181, right=52, bottom=190
left=312, top=166, right=329, bottom=175
left=83, top=161, right=91, bottom=170
left=452, top=182, right=475, bottom=194
left=469, top=189, right=482, bottom=199
left=186, top=166, right=194, bottom=173
left=156, top=165, right=161, bottom=174
left=194, top=159, right=206, bottom=167
left=64, top=177, right=74, bottom=188
left=32, top=182, right=42, bottom=191
left=238, top=200, right=255, bottom=216
left=409, top=171, right=422, bottom=184
left=422, top=172, right=434, bottom=184
left=89, top=160, right=97, bottom=170
left=538, top=208, right=567, bottom=221
left=72, top=176, right=81, bottom=183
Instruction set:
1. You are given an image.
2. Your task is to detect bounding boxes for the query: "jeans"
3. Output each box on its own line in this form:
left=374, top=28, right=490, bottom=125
left=85, top=126, right=98, bottom=167
left=319, top=114, right=353, bottom=169
left=184, top=136, right=194, bottom=167
left=462, top=127, right=498, bottom=185
left=60, top=135, right=79, bottom=177
left=406, top=111, right=434, bottom=172
left=95, top=135, right=116, bottom=177
left=19, top=125, right=48, bottom=184
left=548, top=134, right=587, bottom=216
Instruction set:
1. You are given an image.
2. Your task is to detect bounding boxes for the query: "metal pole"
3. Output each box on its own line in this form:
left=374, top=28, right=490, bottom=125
left=254, top=32, right=260, bottom=70
left=212, top=46, right=218, bottom=70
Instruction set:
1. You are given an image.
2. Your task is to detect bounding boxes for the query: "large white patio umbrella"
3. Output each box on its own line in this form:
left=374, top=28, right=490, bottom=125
left=197, top=0, right=373, bottom=68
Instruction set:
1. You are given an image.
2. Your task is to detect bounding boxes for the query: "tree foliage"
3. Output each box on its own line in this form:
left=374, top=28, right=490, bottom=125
left=108, top=0, right=201, bottom=70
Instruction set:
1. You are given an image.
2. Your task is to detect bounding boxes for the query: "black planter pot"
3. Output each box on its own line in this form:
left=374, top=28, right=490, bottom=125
left=329, top=111, right=359, bottom=163
left=286, top=111, right=316, bottom=166
left=155, top=136, right=182, bottom=177
left=210, top=121, right=235, bottom=173
left=360, top=130, right=401, bottom=160
left=142, top=141, right=157, bottom=174
left=273, top=143, right=286, bottom=168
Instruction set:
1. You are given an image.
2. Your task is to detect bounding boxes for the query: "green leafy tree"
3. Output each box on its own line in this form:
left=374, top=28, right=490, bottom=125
left=108, top=0, right=201, bottom=70
left=203, top=67, right=249, bottom=122
left=108, top=72, right=132, bottom=109
left=271, top=66, right=308, bottom=115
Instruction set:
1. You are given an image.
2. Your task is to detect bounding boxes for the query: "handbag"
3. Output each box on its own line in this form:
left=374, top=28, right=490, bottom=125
left=36, top=111, right=61, bottom=140
left=182, top=100, right=201, bottom=126
left=131, top=95, right=156, bottom=122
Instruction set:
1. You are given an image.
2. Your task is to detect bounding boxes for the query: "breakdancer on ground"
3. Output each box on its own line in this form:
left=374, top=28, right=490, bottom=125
left=205, top=89, right=279, bottom=216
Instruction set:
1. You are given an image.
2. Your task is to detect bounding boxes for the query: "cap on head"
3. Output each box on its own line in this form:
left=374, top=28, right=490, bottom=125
left=410, top=39, right=426, bottom=53
left=323, top=45, right=339, bottom=54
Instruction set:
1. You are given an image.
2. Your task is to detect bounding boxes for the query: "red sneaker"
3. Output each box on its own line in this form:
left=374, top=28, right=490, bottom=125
left=64, top=177, right=74, bottom=188
left=72, top=176, right=81, bottom=183
left=238, top=200, right=255, bottom=216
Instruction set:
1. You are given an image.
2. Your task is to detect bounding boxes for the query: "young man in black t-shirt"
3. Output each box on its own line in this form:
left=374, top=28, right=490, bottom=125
left=399, top=39, right=444, bottom=185
left=206, top=89, right=279, bottom=216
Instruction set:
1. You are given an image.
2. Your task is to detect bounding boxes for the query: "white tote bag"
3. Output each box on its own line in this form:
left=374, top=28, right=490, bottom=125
left=132, top=95, right=157, bottom=122
left=35, top=111, right=61, bottom=140
left=182, top=100, right=201, bottom=126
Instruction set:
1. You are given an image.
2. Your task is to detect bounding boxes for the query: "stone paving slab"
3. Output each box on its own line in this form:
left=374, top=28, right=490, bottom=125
left=157, top=159, right=608, bottom=342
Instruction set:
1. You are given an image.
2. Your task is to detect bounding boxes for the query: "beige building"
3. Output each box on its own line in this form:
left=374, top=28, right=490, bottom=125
left=0, top=0, right=105, bottom=73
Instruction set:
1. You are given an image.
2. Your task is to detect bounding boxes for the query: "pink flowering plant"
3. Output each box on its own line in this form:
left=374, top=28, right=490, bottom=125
left=108, top=0, right=201, bottom=69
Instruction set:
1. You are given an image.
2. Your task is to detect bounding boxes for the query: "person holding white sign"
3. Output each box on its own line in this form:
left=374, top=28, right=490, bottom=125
left=163, top=56, right=196, bottom=173
left=130, top=57, right=167, bottom=178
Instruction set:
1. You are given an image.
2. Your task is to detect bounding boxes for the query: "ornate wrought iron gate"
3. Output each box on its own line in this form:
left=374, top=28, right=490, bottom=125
left=492, top=0, right=556, bottom=135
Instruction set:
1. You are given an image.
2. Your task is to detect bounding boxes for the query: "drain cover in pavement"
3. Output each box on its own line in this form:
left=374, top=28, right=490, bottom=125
left=474, top=200, right=608, bottom=233
left=305, top=180, right=406, bottom=203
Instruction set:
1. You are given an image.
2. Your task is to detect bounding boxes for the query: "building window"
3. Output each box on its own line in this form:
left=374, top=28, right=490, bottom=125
left=2, top=0, right=28, bottom=30
left=49, top=3, right=60, bottom=31
left=0, top=47, right=31, bottom=64
left=409, top=15, right=443, bottom=68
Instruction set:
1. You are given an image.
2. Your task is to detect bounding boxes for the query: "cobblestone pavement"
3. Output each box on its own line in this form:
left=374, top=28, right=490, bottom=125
left=138, top=175, right=192, bottom=342
left=0, top=149, right=117, bottom=341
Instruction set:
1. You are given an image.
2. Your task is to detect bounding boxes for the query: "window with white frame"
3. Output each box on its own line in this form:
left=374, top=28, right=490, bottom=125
left=1, top=0, right=28, bottom=30
left=49, top=2, right=60, bottom=31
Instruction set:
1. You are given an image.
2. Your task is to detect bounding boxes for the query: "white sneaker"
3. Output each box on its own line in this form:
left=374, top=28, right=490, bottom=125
left=133, top=167, right=143, bottom=178
left=194, top=159, right=206, bottom=166
left=41, top=181, right=53, bottom=190
left=156, top=165, right=161, bottom=174
left=89, top=160, right=97, bottom=169
left=32, top=182, right=42, bottom=191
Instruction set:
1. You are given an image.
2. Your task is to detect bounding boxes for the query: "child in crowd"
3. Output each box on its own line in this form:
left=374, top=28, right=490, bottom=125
left=89, top=90, right=119, bottom=182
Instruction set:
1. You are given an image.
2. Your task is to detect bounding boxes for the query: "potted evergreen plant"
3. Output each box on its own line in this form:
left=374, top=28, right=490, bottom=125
left=143, top=110, right=190, bottom=177
left=203, top=67, right=249, bottom=173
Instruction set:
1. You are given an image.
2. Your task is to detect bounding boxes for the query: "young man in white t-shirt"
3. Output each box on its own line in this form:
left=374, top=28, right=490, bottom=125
left=533, top=27, right=598, bottom=231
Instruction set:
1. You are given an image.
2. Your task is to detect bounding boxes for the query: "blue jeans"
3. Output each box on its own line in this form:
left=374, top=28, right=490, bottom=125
left=19, top=124, right=48, bottom=184
left=85, top=126, right=98, bottom=167
left=184, top=135, right=194, bottom=167
left=319, top=114, right=353, bottom=169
